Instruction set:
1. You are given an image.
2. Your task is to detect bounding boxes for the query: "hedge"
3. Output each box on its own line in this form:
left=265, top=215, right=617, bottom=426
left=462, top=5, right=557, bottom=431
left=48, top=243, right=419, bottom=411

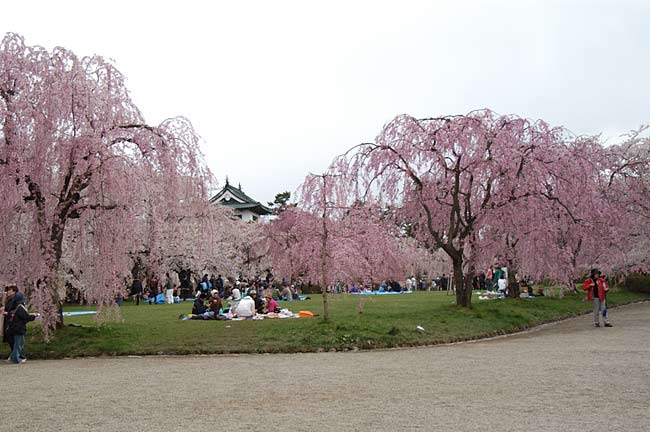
left=624, top=273, right=650, bottom=294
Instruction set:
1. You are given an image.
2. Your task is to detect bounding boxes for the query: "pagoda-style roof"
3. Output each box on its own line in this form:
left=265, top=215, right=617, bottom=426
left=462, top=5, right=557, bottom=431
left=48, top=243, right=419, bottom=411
left=209, top=179, right=272, bottom=216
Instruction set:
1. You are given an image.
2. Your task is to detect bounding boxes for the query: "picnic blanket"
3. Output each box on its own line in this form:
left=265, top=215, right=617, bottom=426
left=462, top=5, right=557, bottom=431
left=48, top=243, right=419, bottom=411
left=180, top=308, right=315, bottom=321
left=62, top=311, right=97, bottom=317
left=147, top=293, right=191, bottom=304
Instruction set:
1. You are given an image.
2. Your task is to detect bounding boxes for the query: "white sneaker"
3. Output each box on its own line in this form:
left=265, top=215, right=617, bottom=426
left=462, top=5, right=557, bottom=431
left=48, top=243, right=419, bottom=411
left=19, top=359, right=26, bottom=364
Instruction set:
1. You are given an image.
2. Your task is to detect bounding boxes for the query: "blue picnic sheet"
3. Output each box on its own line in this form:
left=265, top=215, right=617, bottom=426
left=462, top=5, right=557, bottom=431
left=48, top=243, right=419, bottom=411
left=62, top=311, right=97, bottom=317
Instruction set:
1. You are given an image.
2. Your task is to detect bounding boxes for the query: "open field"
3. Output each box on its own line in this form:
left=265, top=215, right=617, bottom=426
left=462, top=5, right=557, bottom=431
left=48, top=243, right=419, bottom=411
left=4, top=287, right=647, bottom=359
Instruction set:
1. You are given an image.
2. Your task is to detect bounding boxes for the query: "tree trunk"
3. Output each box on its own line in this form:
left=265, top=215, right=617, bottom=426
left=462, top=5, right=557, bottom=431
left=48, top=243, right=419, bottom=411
left=55, top=300, right=64, bottom=329
left=453, top=259, right=472, bottom=307
left=507, top=262, right=520, bottom=298
left=321, top=216, right=329, bottom=321
left=47, top=273, right=65, bottom=329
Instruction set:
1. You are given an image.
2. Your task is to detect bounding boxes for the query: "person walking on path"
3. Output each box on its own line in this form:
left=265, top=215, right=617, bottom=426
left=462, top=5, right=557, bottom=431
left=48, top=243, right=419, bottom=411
left=2, top=285, right=28, bottom=355
left=582, top=269, right=612, bottom=327
left=2, top=285, right=39, bottom=364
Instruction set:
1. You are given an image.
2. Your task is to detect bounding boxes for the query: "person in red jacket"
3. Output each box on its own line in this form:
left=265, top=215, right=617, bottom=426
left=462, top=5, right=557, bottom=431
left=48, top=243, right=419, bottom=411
left=582, top=269, right=612, bottom=327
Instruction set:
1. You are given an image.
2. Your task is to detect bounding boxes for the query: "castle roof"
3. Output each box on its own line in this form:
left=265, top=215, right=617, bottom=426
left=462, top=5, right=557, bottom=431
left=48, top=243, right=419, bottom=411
left=209, top=179, right=272, bottom=216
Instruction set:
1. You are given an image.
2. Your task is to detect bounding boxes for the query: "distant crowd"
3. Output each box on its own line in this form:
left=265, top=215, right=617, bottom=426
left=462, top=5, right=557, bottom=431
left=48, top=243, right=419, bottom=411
left=127, top=270, right=304, bottom=308
left=124, top=265, right=540, bottom=308
left=327, top=275, right=451, bottom=294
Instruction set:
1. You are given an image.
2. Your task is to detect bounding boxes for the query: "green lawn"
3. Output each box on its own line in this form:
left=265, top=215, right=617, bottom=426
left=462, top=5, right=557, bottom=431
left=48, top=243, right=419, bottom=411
left=6, top=288, right=648, bottom=359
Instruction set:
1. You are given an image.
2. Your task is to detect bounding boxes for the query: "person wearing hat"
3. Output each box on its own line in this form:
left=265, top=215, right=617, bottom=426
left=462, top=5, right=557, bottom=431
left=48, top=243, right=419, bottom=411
left=582, top=269, right=612, bottom=327
left=265, top=291, right=279, bottom=314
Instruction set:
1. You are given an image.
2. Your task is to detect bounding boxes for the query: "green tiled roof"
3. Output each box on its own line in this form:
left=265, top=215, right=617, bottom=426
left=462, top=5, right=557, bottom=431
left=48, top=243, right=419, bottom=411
left=209, top=182, right=272, bottom=215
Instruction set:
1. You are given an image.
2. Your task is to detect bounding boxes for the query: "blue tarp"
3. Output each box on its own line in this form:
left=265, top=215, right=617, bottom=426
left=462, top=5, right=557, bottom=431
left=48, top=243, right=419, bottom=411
left=62, top=311, right=97, bottom=317
left=146, top=294, right=191, bottom=304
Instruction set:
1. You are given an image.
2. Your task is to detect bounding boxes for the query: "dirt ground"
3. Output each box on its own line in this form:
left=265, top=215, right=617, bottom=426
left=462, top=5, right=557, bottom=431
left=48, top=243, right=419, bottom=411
left=1, top=302, right=649, bottom=432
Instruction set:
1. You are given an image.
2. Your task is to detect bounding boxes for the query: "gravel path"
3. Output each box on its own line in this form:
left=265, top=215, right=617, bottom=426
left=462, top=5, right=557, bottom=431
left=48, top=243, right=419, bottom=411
left=2, top=302, right=649, bottom=432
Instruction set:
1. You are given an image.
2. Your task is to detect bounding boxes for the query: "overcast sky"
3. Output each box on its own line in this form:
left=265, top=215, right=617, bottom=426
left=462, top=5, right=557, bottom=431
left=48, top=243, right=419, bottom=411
left=5, top=0, right=650, bottom=204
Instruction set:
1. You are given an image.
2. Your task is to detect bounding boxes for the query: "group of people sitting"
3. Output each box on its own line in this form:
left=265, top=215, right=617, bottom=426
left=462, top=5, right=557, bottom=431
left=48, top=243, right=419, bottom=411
left=345, top=280, right=405, bottom=293
left=194, top=274, right=303, bottom=303
left=183, top=274, right=307, bottom=320
left=187, top=287, right=281, bottom=320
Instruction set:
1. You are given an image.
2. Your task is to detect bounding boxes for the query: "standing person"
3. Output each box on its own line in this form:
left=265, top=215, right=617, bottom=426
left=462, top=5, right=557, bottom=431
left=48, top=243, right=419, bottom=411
left=485, top=265, right=494, bottom=290
left=493, top=266, right=502, bottom=287
left=200, top=274, right=211, bottom=298
left=479, top=272, right=486, bottom=291
left=440, top=274, right=448, bottom=292
left=2, top=286, right=23, bottom=355
left=130, top=277, right=143, bottom=306
left=265, top=269, right=274, bottom=285
left=165, top=273, right=175, bottom=305
left=472, top=275, right=479, bottom=291
left=148, top=275, right=159, bottom=305
left=3, top=285, right=39, bottom=364
left=583, top=269, right=612, bottom=327
left=215, top=274, right=224, bottom=298
left=497, top=275, right=508, bottom=295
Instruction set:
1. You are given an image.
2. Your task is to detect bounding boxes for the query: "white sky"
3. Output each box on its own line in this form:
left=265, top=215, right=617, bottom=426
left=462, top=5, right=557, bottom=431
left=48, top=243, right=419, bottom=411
left=4, top=0, right=650, bottom=204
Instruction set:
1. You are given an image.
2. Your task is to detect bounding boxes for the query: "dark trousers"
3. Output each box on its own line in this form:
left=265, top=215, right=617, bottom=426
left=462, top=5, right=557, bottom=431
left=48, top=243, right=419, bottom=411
left=4, top=333, right=14, bottom=354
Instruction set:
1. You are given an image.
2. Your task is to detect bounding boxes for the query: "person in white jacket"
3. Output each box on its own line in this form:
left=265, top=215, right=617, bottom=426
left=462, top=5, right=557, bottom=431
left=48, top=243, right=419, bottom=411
left=164, top=273, right=175, bottom=304
left=232, top=294, right=255, bottom=318
left=497, top=275, right=508, bottom=295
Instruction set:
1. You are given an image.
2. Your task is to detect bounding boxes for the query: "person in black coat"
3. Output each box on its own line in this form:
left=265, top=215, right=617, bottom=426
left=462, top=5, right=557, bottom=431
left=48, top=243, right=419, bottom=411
left=2, top=288, right=24, bottom=354
left=130, top=278, right=143, bottom=306
left=250, top=291, right=264, bottom=314
left=192, top=293, right=207, bottom=315
left=147, top=276, right=159, bottom=305
left=215, top=275, right=224, bottom=298
left=3, top=285, right=39, bottom=364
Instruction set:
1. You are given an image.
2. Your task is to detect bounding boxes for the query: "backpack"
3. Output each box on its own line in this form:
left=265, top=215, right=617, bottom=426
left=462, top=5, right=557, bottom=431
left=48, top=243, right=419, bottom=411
left=6, top=304, right=28, bottom=335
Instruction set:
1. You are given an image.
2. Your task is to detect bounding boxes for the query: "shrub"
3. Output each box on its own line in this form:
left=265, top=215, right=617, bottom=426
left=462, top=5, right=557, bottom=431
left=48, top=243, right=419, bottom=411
left=624, top=273, right=650, bottom=294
